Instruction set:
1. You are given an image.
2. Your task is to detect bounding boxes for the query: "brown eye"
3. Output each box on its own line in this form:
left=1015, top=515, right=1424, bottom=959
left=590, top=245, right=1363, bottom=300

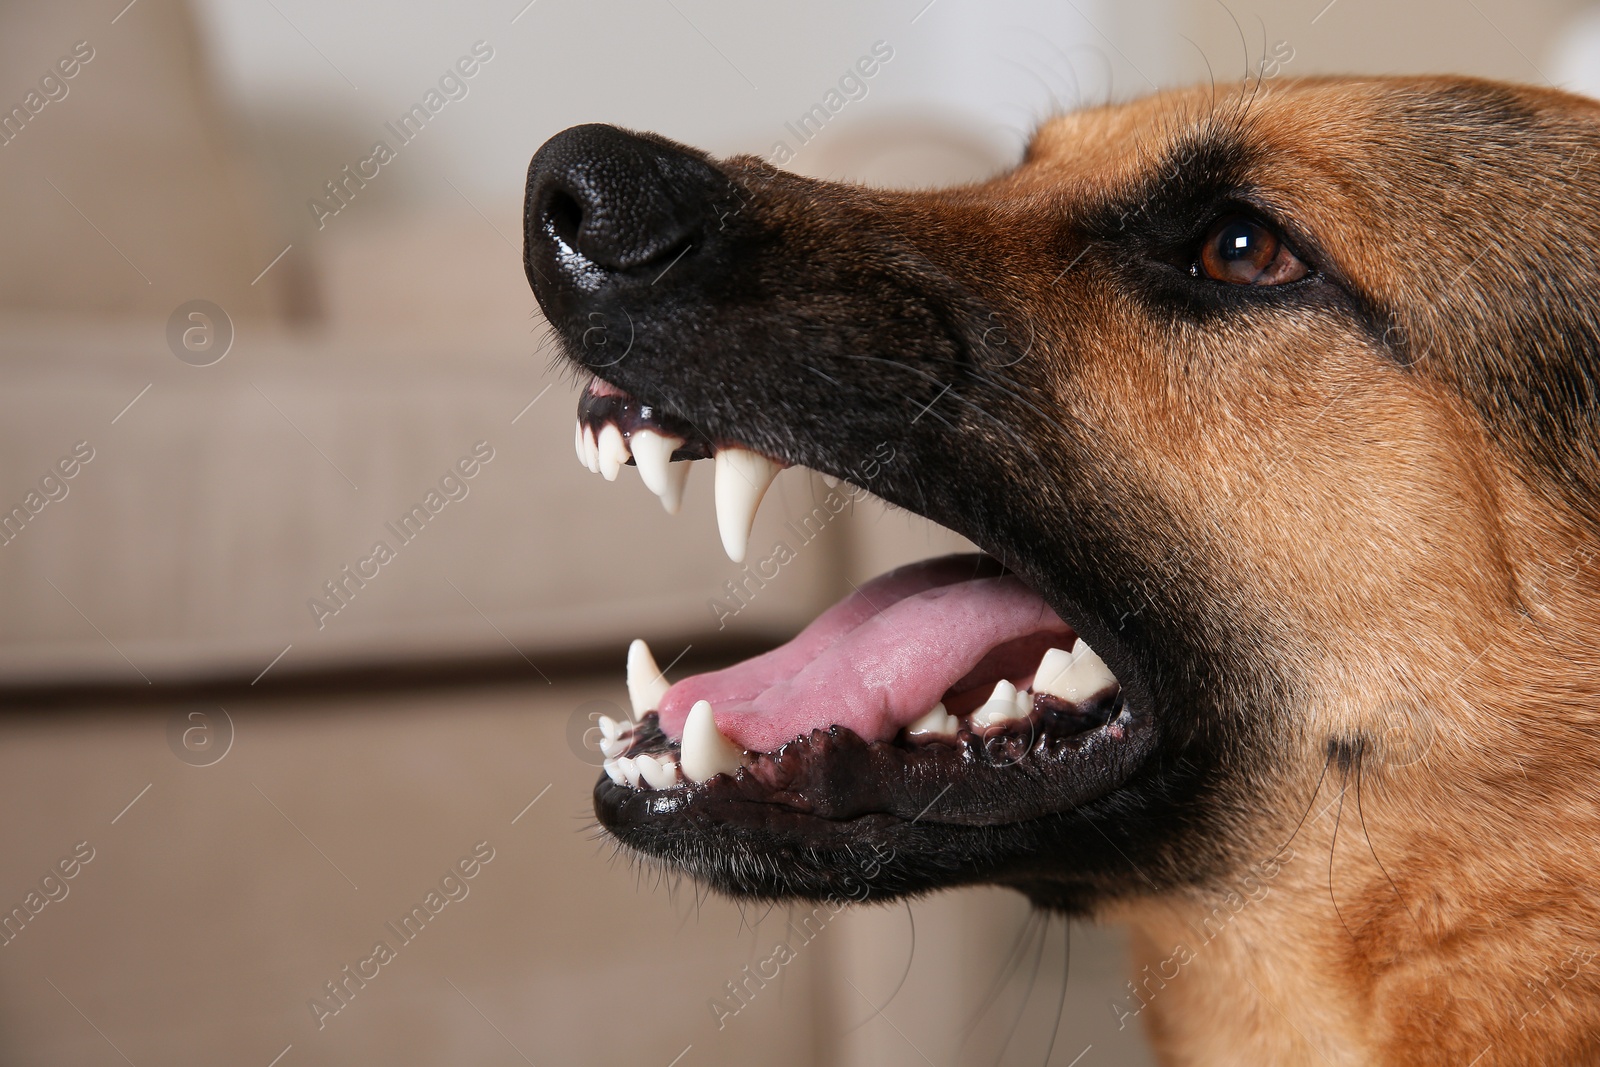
left=1198, top=216, right=1308, bottom=286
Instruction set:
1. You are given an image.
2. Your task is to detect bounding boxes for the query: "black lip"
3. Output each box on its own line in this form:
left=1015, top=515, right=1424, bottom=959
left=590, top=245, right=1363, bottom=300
left=576, top=385, right=714, bottom=460
left=596, top=697, right=1158, bottom=901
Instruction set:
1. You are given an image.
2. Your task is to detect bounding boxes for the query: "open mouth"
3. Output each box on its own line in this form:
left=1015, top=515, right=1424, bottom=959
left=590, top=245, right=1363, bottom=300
left=526, top=123, right=1172, bottom=904
left=575, top=379, right=1153, bottom=896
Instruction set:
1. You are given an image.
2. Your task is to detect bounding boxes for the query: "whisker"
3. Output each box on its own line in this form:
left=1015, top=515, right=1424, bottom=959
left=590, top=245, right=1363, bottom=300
left=993, top=911, right=1050, bottom=1066
left=964, top=910, right=1043, bottom=1043
left=1274, top=742, right=1335, bottom=856
left=1328, top=759, right=1358, bottom=945
left=1042, top=919, right=1072, bottom=1067
left=841, top=900, right=919, bottom=1035
left=1355, top=752, right=1424, bottom=936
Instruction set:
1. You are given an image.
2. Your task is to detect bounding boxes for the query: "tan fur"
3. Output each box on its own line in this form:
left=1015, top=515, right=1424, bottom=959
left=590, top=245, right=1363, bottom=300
left=997, top=79, right=1600, bottom=1065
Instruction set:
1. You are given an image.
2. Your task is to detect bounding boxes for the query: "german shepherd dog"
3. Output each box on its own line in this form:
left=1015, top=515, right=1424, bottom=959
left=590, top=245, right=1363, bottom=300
left=523, top=77, right=1600, bottom=1064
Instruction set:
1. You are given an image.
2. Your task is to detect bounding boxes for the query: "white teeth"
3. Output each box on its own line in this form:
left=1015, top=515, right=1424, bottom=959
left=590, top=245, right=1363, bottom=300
left=680, top=699, right=745, bottom=782
left=713, top=448, right=782, bottom=563
left=582, top=428, right=779, bottom=556
left=597, top=714, right=629, bottom=758
left=574, top=420, right=586, bottom=467
left=906, top=702, right=959, bottom=739
left=597, top=423, right=629, bottom=481
left=626, top=639, right=671, bottom=720
left=1034, top=639, right=1118, bottom=703
left=1034, top=648, right=1075, bottom=698
left=618, top=756, right=642, bottom=788
left=631, top=428, right=690, bottom=514
left=603, top=758, right=627, bottom=785
left=635, top=753, right=678, bottom=790
left=659, top=461, right=690, bottom=515
left=972, top=679, right=1029, bottom=727
left=820, top=473, right=838, bottom=489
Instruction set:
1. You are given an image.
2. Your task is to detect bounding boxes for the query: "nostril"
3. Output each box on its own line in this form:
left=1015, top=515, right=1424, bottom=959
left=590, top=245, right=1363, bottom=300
left=545, top=187, right=584, bottom=251
left=525, top=124, right=725, bottom=288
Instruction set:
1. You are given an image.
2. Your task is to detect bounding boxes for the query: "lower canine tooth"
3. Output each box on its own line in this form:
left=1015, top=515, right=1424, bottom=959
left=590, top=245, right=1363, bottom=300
left=680, top=699, right=745, bottom=782
left=906, top=702, right=959, bottom=738
left=713, top=447, right=782, bottom=563
left=597, top=423, right=629, bottom=481
left=1034, top=640, right=1118, bottom=703
left=631, top=428, right=689, bottom=514
left=635, top=753, right=677, bottom=789
left=627, top=639, right=672, bottom=719
left=972, top=680, right=1027, bottom=726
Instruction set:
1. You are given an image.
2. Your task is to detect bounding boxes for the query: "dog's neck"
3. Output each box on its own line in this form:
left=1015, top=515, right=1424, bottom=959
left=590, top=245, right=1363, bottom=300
left=1113, top=512, right=1600, bottom=1066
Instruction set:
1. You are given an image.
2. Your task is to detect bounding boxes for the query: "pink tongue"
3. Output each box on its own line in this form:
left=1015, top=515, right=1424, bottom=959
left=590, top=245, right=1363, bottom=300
left=657, top=555, right=1071, bottom=751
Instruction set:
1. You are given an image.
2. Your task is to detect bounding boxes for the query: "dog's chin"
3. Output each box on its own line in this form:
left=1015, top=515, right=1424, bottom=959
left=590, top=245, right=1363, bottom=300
left=580, top=380, right=1162, bottom=907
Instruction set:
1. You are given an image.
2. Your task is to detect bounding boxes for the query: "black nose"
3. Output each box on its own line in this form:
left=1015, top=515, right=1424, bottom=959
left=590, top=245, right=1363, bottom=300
left=524, top=124, right=724, bottom=299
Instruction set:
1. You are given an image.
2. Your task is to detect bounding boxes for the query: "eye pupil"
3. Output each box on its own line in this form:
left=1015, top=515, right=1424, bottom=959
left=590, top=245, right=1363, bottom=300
left=1219, top=222, right=1267, bottom=262
left=1199, top=215, right=1307, bottom=286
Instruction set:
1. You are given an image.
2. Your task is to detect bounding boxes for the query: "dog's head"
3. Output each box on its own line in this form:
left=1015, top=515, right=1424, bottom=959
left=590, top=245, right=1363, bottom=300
left=522, top=78, right=1600, bottom=924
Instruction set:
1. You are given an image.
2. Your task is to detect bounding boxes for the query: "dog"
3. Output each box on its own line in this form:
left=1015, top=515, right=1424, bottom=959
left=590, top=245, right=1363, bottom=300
left=522, top=76, right=1600, bottom=1064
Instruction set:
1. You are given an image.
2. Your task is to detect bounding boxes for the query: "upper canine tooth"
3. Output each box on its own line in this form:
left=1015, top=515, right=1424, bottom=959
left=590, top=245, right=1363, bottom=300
left=906, top=702, right=959, bottom=738
left=583, top=426, right=601, bottom=474
left=972, top=680, right=1027, bottom=726
left=627, top=639, right=671, bottom=719
left=1034, top=640, right=1118, bottom=703
left=597, top=423, right=629, bottom=481
left=713, top=448, right=782, bottom=563
left=680, top=699, right=745, bottom=782
left=574, top=420, right=586, bottom=468
left=631, top=428, right=690, bottom=514
left=660, top=461, right=690, bottom=515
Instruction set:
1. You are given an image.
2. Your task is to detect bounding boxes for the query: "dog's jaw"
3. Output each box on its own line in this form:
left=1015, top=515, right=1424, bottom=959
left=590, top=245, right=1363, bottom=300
left=572, top=377, right=1167, bottom=904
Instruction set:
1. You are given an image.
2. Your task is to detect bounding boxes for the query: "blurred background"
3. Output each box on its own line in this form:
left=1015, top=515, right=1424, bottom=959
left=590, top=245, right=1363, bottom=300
left=1, top=0, right=1595, bottom=1063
